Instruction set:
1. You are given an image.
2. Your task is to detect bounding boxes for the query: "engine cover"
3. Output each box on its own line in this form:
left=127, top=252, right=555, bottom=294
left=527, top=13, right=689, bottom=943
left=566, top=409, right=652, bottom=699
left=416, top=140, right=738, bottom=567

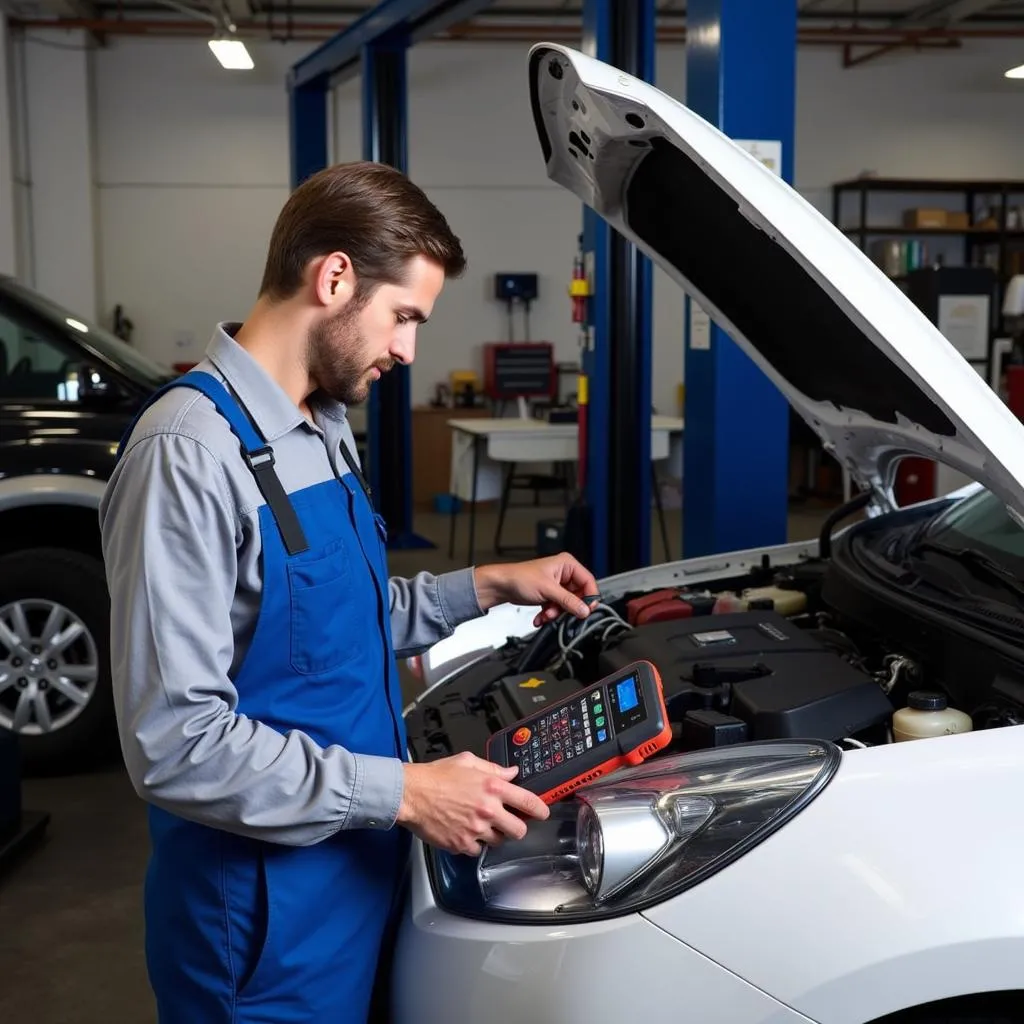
left=598, top=611, right=892, bottom=741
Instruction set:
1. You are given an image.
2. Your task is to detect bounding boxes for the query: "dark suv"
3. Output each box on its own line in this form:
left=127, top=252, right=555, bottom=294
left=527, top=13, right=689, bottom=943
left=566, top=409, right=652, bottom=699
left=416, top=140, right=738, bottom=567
left=0, top=275, right=173, bottom=773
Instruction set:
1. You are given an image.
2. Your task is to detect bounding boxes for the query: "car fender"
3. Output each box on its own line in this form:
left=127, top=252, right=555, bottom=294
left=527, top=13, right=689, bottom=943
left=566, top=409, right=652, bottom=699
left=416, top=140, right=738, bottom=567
left=0, top=472, right=107, bottom=511
left=641, top=725, right=1024, bottom=1023
left=0, top=433, right=121, bottom=481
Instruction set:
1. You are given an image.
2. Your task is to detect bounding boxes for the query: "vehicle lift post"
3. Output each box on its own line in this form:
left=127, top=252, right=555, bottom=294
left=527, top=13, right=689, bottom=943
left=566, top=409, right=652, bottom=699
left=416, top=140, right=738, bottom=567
left=682, top=0, right=795, bottom=557
left=287, top=1, right=497, bottom=549
left=579, top=0, right=657, bottom=581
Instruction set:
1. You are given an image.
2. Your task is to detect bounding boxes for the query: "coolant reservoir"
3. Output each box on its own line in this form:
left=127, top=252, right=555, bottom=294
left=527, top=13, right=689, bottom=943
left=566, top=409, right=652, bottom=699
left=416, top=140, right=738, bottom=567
left=712, top=586, right=807, bottom=617
left=741, top=586, right=807, bottom=617
left=892, top=691, right=973, bottom=742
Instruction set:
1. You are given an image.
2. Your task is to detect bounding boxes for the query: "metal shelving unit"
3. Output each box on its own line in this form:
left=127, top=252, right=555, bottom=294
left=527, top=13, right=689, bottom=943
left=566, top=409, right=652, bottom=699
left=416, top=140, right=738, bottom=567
left=832, top=176, right=1024, bottom=333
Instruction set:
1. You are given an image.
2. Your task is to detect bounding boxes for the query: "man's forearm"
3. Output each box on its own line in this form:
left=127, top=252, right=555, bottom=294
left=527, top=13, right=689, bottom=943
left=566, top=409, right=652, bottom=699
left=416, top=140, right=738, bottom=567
left=120, top=693, right=405, bottom=845
left=388, top=566, right=483, bottom=657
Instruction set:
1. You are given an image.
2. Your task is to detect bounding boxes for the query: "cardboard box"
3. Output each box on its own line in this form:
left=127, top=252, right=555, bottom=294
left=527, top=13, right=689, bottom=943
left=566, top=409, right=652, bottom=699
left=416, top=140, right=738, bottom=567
left=902, top=207, right=948, bottom=229
left=946, top=211, right=970, bottom=229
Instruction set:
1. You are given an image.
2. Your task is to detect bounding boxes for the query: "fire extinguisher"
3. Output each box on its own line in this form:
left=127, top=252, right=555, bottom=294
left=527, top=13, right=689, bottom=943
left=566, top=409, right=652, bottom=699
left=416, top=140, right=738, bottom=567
left=569, top=233, right=589, bottom=325
left=568, top=235, right=591, bottom=486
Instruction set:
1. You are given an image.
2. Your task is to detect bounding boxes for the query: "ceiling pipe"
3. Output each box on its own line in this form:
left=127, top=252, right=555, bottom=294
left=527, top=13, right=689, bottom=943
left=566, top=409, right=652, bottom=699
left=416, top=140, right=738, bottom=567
left=9, top=15, right=349, bottom=35
left=10, top=15, right=1024, bottom=45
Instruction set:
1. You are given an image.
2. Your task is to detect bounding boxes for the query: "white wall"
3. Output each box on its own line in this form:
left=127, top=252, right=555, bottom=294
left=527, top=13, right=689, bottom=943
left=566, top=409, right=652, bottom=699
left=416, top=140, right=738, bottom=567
left=93, top=37, right=313, bottom=365
left=15, top=29, right=99, bottom=318
left=796, top=36, right=1024, bottom=214
left=8, top=29, right=1024, bottom=415
left=5, top=25, right=32, bottom=283
left=0, top=16, right=17, bottom=277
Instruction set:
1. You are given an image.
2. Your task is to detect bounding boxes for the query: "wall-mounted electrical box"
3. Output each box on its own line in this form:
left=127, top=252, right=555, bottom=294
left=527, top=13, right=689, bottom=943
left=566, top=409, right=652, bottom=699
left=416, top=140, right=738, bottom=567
left=494, top=273, right=539, bottom=303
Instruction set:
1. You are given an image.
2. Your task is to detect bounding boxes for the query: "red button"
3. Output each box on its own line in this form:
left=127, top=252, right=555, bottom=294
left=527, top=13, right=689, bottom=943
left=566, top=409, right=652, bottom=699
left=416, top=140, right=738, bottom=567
left=512, top=727, right=531, bottom=746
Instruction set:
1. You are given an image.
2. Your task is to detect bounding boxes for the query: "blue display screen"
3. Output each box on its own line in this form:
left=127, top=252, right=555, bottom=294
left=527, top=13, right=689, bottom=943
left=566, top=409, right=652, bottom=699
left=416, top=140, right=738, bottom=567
left=616, top=677, right=639, bottom=713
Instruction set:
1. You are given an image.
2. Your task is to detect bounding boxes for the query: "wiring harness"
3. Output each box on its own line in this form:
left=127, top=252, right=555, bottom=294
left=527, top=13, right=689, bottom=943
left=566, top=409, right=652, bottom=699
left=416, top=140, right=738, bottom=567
left=549, top=602, right=632, bottom=674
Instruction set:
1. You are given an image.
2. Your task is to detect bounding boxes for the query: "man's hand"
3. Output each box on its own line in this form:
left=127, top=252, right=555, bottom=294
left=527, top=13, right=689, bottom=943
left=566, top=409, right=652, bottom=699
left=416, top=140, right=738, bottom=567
left=474, top=553, right=600, bottom=628
left=396, top=751, right=550, bottom=857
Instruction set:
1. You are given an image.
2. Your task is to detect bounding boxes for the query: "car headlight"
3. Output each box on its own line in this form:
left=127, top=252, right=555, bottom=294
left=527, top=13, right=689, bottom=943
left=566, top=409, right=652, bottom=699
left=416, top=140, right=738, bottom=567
left=427, top=739, right=840, bottom=923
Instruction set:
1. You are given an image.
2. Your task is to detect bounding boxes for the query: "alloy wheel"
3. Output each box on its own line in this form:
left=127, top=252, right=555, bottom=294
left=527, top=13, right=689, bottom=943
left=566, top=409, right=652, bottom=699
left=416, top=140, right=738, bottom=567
left=0, top=599, right=100, bottom=735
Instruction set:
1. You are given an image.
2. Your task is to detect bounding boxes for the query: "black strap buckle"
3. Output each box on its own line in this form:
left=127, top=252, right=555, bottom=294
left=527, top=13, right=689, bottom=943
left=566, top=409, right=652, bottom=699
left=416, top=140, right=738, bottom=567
left=240, top=442, right=309, bottom=556
left=244, top=445, right=276, bottom=471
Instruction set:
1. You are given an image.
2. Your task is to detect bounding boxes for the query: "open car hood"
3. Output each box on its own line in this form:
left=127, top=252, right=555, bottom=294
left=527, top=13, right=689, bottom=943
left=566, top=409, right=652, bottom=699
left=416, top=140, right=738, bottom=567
left=528, top=43, right=1024, bottom=517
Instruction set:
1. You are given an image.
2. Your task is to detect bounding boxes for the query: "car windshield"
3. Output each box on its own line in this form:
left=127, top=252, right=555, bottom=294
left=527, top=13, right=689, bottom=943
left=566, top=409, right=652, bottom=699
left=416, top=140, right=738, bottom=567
left=1, top=277, right=173, bottom=386
left=925, top=487, right=1024, bottom=575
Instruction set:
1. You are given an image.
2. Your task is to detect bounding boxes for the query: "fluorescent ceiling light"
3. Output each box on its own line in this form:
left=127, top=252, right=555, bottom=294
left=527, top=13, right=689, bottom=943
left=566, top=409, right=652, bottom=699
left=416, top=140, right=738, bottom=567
left=208, top=38, right=253, bottom=70
left=1005, top=63, right=1024, bottom=79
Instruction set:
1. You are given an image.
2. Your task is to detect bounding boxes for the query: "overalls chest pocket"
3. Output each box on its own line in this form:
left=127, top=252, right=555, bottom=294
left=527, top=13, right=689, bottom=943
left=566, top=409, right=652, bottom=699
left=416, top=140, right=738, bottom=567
left=286, top=534, right=361, bottom=676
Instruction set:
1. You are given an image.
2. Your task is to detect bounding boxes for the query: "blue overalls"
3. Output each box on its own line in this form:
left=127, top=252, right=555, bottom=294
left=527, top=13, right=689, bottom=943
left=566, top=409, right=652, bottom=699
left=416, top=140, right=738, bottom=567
left=116, top=370, right=409, bottom=1023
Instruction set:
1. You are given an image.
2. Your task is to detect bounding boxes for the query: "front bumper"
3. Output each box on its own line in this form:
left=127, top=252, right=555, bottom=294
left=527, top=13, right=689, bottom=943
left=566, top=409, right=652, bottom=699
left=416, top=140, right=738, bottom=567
left=390, top=841, right=817, bottom=1024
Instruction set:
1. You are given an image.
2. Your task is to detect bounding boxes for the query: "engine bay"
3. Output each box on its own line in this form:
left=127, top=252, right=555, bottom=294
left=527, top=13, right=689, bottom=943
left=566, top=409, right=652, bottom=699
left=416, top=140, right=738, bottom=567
left=405, top=524, right=1024, bottom=767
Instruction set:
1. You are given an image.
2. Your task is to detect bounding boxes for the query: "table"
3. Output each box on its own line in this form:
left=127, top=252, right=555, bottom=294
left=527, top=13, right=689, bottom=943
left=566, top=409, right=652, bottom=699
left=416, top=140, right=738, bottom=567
left=446, top=415, right=684, bottom=564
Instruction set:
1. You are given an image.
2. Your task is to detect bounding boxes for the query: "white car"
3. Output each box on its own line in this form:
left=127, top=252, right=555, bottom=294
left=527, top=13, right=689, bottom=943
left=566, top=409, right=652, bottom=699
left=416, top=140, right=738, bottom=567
left=391, top=43, right=1024, bottom=1024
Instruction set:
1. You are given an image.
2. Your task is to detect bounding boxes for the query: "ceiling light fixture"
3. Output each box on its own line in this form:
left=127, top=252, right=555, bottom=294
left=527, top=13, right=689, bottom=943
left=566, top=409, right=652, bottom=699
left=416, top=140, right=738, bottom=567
left=1005, top=63, right=1024, bottom=79
left=208, top=37, right=254, bottom=70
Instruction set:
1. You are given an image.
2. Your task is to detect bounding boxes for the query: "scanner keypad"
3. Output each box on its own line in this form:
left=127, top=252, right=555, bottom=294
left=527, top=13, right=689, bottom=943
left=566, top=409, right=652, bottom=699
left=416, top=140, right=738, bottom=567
left=509, top=689, right=609, bottom=778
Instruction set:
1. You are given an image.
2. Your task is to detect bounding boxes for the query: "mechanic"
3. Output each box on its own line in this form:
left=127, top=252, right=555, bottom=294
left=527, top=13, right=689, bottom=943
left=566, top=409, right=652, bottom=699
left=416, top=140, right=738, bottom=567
left=98, top=160, right=599, bottom=1024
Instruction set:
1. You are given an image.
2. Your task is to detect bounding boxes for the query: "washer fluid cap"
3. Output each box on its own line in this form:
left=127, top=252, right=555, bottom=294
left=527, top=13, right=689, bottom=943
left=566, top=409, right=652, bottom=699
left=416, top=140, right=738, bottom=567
left=907, top=691, right=948, bottom=711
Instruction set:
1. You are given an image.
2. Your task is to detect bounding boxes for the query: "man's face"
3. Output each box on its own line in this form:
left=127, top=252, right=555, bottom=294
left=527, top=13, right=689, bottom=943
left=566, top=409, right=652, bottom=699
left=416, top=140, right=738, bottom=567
left=307, top=254, right=445, bottom=405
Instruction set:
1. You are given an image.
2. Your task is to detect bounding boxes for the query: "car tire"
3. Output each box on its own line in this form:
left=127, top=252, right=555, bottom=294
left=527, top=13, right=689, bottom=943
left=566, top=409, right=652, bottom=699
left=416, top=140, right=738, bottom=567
left=916, top=1018, right=1022, bottom=1023
left=0, top=548, right=115, bottom=776
left=886, top=1011, right=1024, bottom=1023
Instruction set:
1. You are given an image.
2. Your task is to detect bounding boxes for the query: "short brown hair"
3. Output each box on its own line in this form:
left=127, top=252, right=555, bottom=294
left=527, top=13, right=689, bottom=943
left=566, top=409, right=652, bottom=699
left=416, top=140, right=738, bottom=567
left=259, top=161, right=466, bottom=300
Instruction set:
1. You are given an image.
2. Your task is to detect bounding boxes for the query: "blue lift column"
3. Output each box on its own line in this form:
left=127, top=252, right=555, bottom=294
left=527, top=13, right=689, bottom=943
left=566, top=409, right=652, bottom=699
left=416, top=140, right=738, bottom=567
left=288, top=82, right=328, bottom=189
left=682, top=0, right=796, bottom=558
left=580, top=0, right=656, bottom=581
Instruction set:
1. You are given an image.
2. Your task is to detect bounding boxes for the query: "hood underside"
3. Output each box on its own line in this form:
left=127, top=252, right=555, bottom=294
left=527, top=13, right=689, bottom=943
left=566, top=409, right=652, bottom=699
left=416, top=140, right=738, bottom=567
left=528, top=43, right=1024, bottom=518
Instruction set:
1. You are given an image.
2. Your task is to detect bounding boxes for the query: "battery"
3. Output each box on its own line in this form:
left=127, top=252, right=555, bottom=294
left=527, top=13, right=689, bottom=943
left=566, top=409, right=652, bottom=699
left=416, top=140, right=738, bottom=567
left=626, top=588, right=716, bottom=626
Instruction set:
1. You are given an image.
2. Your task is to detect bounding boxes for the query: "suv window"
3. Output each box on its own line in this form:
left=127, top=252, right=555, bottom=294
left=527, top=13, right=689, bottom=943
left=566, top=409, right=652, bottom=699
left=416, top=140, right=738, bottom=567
left=1, top=278, right=170, bottom=388
left=0, top=309, right=81, bottom=401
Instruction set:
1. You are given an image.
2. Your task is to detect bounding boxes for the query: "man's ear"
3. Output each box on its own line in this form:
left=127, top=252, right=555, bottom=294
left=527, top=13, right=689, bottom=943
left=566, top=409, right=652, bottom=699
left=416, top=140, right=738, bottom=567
left=313, top=252, right=356, bottom=309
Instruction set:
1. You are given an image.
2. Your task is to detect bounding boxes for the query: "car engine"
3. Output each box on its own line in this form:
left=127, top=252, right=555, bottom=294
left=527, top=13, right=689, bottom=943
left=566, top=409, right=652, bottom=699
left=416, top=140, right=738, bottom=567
left=406, top=554, right=909, bottom=764
left=405, top=517, right=1024, bottom=767
left=595, top=610, right=891, bottom=747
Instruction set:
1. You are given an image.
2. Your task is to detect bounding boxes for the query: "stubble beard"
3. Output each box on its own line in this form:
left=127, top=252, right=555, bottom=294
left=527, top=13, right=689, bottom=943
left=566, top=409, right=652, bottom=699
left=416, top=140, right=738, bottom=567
left=307, top=302, right=394, bottom=406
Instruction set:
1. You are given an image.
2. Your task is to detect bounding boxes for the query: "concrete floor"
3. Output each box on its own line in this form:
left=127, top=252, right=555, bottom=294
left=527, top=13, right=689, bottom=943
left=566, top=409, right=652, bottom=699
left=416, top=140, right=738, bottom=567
left=0, top=497, right=835, bottom=1023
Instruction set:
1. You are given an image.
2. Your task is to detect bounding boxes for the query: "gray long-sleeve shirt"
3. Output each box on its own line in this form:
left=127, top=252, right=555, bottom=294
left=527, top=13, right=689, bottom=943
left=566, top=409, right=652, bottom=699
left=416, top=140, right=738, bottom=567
left=99, top=324, right=484, bottom=847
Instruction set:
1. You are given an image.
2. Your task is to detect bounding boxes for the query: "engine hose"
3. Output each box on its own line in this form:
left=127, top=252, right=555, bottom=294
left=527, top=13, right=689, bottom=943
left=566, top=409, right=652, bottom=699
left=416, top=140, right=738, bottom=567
left=819, top=488, right=873, bottom=559
left=515, top=617, right=560, bottom=671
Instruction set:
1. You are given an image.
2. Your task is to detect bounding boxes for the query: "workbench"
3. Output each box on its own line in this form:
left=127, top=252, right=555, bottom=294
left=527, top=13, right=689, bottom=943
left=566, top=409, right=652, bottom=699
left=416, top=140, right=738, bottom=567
left=446, top=415, right=684, bottom=564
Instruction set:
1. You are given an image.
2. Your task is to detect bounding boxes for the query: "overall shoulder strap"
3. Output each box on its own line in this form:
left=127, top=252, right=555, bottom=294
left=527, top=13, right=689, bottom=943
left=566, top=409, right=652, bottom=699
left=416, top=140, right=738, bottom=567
left=118, top=370, right=309, bottom=556
left=337, top=435, right=372, bottom=504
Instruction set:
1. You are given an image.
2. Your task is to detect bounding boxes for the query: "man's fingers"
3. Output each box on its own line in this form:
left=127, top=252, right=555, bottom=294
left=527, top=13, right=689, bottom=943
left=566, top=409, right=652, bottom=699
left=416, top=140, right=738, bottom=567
left=561, top=591, right=592, bottom=618
left=536, top=580, right=590, bottom=619
left=477, top=758, right=518, bottom=779
left=557, top=554, right=600, bottom=595
left=478, top=825, right=505, bottom=848
left=490, top=808, right=529, bottom=842
left=534, top=604, right=561, bottom=627
left=493, top=779, right=550, bottom=821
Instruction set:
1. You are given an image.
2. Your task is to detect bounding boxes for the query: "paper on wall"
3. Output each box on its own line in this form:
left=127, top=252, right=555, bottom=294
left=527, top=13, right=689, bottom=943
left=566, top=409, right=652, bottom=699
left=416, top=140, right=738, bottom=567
left=734, top=139, right=783, bottom=177
left=689, top=300, right=711, bottom=350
